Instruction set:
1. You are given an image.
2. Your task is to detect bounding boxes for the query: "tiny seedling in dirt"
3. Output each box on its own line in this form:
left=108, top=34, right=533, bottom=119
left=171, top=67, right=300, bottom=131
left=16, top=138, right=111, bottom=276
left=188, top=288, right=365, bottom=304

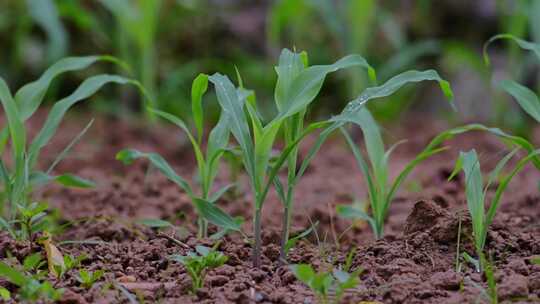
left=117, top=74, right=240, bottom=239
left=291, top=264, right=362, bottom=304
left=449, top=148, right=540, bottom=268
left=76, top=269, right=105, bottom=289
left=0, top=56, right=147, bottom=241
left=54, top=254, right=87, bottom=281
left=0, top=253, right=63, bottom=301
left=169, top=245, right=228, bottom=293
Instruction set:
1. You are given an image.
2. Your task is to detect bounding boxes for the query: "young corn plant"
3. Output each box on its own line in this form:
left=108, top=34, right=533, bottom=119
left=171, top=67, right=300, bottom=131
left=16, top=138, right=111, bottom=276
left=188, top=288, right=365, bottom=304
left=117, top=74, right=240, bottom=238
left=484, top=34, right=540, bottom=123
left=334, top=116, right=540, bottom=239
left=169, top=245, right=228, bottom=293
left=290, top=264, right=361, bottom=304
left=314, top=66, right=540, bottom=239
left=272, top=49, right=376, bottom=263
left=209, top=48, right=375, bottom=267
left=448, top=148, right=540, bottom=268
left=277, top=69, right=453, bottom=240
left=0, top=56, right=147, bottom=240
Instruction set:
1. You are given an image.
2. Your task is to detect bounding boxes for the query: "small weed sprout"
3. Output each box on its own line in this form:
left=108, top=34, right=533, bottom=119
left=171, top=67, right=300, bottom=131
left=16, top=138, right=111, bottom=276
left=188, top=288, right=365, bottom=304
left=76, top=269, right=105, bottom=289
left=0, top=56, right=147, bottom=240
left=170, top=245, right=228, bottom=292
left=0, top=253, right=63, bottom=301
left=449, top=148, right=540, bottom=267
left=291, top=264, right=361, bottom=304
left=54, top=254, right=86, bottom=280
left=117, top=74, right=241, bottom=238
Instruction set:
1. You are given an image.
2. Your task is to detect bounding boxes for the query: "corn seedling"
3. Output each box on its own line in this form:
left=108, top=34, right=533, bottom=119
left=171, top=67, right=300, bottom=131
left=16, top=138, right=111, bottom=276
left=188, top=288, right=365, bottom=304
left=291, top=264, right=362, bottom=304
left=210, top=49, right=375, bottom=267
left=449, top=148, right=540, bottom=267
left=169, top=245, right=228, bottom=293
left=0, top=253, right=63, bottom=301
left=100, top=0, right=161, bottom=112
left=334, top=95, right=540, bottom=239
left=275, top=69, right=453, bottom=239
left=76, top=269, right=105, bottom=289
left=0, top=56, right=147, bottom=240
left=117, top=74, right=239, bottom=238
left=484, top=34, right=540, bottom=123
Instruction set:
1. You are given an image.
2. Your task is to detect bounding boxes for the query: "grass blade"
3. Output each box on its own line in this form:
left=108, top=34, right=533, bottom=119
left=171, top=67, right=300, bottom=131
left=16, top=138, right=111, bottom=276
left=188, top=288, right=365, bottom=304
left=46, top=119, right=94, bottom=174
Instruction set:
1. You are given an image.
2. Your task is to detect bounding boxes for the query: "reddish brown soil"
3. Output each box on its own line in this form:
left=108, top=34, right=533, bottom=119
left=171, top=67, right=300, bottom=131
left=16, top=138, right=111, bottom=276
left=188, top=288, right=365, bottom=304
left=1, top=112, right=540, bottom=303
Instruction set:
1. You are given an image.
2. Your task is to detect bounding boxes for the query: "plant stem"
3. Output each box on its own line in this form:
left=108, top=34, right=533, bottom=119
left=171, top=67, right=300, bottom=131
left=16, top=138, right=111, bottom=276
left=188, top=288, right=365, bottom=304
left=279, top=203, right=291, bottom=265
left=252, top=207, right=262, bottom=268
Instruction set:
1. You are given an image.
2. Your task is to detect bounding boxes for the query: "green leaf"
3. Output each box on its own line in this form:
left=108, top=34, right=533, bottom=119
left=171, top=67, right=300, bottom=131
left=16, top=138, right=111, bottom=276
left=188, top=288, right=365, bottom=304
left=0, top=286, right=10, bottom=301
left=337, top=108, right=386, bottom=208
left=459, top=150, right=485, bottom=253
left=116, top=149, right=193, bottom=195
left=498, top=80, right=540, bottom=122
left=55, top=174, right=95, bottom=188
left=0, top=261, right=28, bottom=287
left=336, top=204, right=372, bottom=222
left=195, top=245, right=210, bottom=257
left=485, top=149, right=540, bottom=238
left=23, top=253, right=43, bottom=271
left=484, top=148, right=519, bottom=193
left=209, top=73, right=255, bottom=180
left=193, top=197, right=241, bottom=232
left=136, top=218, right=172, bottom=228
left=275, top=49, right=306, bottom=111
left=148, top=107, right=206, bottom=182
left=208, top=184, right=235, bottom=203
left=28, top=75, right=146, bottom=168
left=291, top=264, right=315, bottom=284
left=0, top=78, right=26, bottom=168
left=338, top=70, right=454, bottom=118
left=15, top=56, right=123, bottom=121
left=191, top=74, right=209, bottom=143
left=276, top=54, right=376, bottom=120
left=284, top=222, right=318, bottom=253
left=483, top=34, right=540, bottom=66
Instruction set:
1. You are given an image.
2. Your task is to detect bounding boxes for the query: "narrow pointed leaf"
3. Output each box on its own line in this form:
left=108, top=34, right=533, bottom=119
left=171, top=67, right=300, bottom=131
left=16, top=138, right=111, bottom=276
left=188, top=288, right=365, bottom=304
left=116, top=149, right=193, bottom=195
left=28, top=75, right=146, bottom=168
left=191, top=74, right=209, bottom=143
left=15, top=56, right=124, bottom=121
left=498, top=80, right=540, bottom=122
left=193, top=197, right=241, bottom=231
left=483, top=34, right=540, bottom=65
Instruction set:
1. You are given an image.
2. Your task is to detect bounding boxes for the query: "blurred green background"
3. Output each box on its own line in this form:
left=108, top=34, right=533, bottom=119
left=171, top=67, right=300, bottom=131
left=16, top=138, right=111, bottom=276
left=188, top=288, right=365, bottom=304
left=0, top=0, right=538, bottom=133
